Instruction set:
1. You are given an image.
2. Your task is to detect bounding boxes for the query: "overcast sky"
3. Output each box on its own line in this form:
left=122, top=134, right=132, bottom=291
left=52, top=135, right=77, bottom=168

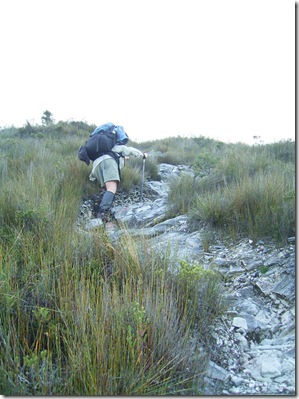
left=0, top=0, right=295, bottom=144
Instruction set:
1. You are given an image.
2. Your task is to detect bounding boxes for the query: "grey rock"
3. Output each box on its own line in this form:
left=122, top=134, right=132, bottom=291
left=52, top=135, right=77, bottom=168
left=232, top=317, right=248, bottom=330
left=264, top=255, right=279, bottom=267
left=272, top=275, right=295, bottom=301
left=260, top=356, right=282, bottom=378
left=231, top=375, right=244, bottom=386
left=206, top=361, right=230, bottom=382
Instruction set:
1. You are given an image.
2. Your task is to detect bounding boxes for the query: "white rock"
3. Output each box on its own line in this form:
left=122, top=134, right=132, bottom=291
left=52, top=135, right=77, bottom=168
left=234, top=333, right=249, bottom=350
left=261, top=356, right=282, bottom=378
left=232, top=316, right=248, bottom=330
left=231, top=375, right=244, bottom=386
left=85, top=218, right=103, bottom=229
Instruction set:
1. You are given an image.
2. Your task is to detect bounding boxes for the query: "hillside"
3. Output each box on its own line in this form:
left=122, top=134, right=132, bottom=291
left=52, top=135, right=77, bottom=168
left=0, top=119, right=295, bottom=395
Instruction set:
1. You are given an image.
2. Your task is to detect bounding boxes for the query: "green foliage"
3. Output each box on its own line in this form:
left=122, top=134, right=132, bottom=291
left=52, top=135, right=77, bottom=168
left=0, top=118, right=294, bottom=395
left=41, top=110, right=54, bottom=125
left=263, top=139, right=295, bottom=164
left=18, top=121, right=36, bottom=138
left=166, top=140, right=295, bottom=243
left=167, top=174, right=196, bottom=218
left=175, top=261, right=226, bottom=334
left=259, top=265, right=269, bottom=275
left=120, top=165, right=142, bottom=193
left=189, top=167, right=295, bottom=241
left=0, top=126, right=222, bottom=395
left=193, top=151, right=219, bottom=177
left=177, top=260, right=216, bottom=286
left=120, top=157, right=159, bottom=193
left=141, top=157, right=159, bottom=180
left=138, top=136, right=205, bottom=166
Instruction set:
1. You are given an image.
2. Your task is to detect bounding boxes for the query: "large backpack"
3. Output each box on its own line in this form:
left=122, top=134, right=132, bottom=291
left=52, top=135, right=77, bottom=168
left=90, top=123, right=129, bottom=145
left=90, top=122, right=116, bottom=138
left=85, top=131, right=116, bottom=161
left=78, top=123, right=129, bottom=165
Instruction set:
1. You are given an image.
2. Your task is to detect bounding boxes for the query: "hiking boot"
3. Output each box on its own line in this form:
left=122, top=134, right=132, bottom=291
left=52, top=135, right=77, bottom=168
left=97, top=208, right=118, bottom=225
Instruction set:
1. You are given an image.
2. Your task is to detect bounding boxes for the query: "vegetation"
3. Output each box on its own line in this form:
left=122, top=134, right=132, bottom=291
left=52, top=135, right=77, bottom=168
left=165, top=140, right=295, bottom=243
left=0, top=115, right=294, bottom=394
left=0, top=118, right=225, bottom=395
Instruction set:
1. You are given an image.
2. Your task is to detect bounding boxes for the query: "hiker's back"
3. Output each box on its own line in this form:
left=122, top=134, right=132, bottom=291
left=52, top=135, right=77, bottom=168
left=78, top=123, right=129, bottom=165
left=85, top=131, right=116, bottom=161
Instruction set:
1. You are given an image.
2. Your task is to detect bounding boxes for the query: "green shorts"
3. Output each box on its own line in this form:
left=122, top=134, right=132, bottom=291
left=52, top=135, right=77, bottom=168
left=93, top=157, right=120, bottom=187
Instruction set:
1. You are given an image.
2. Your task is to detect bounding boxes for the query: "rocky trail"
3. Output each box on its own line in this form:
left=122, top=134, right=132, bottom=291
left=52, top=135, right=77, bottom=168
left=79, top=163, right=296, bottom=396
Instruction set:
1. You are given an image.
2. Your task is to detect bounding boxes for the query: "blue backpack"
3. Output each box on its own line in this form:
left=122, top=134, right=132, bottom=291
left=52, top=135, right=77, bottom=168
left=78, top=123, right=129, bottom=165
left=90, top=123, right=129, bottom=145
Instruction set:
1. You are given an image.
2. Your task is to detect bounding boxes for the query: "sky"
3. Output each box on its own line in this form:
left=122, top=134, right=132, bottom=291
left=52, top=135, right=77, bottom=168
left=0, top=0, right=295, bottom=144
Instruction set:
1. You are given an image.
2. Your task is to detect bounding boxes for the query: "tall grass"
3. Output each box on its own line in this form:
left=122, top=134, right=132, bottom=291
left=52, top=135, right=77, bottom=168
left=136, top=136, right=209, bottom=166
left=0, top=130, right=225, bottom=395
left=0, top=220, right=224, bottom=395
left=1, top=124, right=293, bottom=395
left=167, top=174, right=196, bottom=217
left=167, top=141, right=295, bottom=242
left=190, top=168, right=294, bottom=240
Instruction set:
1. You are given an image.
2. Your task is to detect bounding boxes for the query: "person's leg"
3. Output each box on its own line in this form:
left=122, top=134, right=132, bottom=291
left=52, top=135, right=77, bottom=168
left=99, top=182, right=117, bottom=211
left=97, top=159, right=119, bottom=223
left=98, top=180, right=118, bottom=224
left=105, top=180, right=118, bottom=194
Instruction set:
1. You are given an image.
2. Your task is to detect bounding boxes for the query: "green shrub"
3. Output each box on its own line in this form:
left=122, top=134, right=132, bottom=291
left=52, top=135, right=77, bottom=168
left=174, top=260, right=226, bottom=338
left=141, top=157, right=159, bottom=180
left=120, top=165, right=142, bottom=193
left=264, top=139, right=295, bottom=164
left=167, top=174, right=196, bottom=218
left=189, top=167, right=295, bottom=242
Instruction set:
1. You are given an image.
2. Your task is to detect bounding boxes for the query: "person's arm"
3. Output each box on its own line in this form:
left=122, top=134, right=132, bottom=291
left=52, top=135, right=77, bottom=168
left=113, top=144, right=147, bottom=158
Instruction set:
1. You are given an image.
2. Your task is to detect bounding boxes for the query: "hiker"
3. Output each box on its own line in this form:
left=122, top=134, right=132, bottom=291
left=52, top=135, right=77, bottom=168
left=89, top=142, right=147, bottom=226
left=78, top=123, right=147, bottom=227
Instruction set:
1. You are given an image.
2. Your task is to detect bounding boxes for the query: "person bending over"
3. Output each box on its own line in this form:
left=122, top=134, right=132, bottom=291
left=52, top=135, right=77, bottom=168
left=89, top=143, right=147, bottom=226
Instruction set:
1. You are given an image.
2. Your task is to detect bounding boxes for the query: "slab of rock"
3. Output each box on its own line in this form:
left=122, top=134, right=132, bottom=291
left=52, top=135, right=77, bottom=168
left=232, top=317, right=248, bottom=330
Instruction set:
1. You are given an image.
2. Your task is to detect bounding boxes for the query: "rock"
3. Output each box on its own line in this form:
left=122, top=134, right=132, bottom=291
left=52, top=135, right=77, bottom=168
left=206, top=361, right=230, bottom=382
left=260, top=356, right=282, bottom=378
left=231, top=375, right=244, bottom=386
left=232, top=317, right=248, bottom=330
left=234, top=332, right=249, bottom=350
left=272, top=275, right=295, bottom=301
left=146, top=180, right=169, bottom=197
left=236, top=299, right=259, bottom=316
left=245, top=260, right=263, bottom=271
left=264, top=255, right=279, bottom=267
left=85, top=218, right=103, bottom=229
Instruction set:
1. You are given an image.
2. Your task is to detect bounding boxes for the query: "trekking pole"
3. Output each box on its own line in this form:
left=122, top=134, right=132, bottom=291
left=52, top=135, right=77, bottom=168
left=141, top=154, right=146, bottom=201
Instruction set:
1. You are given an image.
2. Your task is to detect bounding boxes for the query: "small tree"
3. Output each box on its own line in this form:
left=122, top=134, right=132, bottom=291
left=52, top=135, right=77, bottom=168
left=41, top=110, right=54, bottom=125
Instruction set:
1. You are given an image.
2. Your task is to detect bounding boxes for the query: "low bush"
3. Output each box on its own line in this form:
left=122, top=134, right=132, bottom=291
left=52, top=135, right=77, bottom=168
left=167, top=174, right=196, bottom=218
left=189, top=168, right=295, bottom=241
left=0, top=223, right=225, bottom=395
left=167, top=140, right=295, bottom=243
